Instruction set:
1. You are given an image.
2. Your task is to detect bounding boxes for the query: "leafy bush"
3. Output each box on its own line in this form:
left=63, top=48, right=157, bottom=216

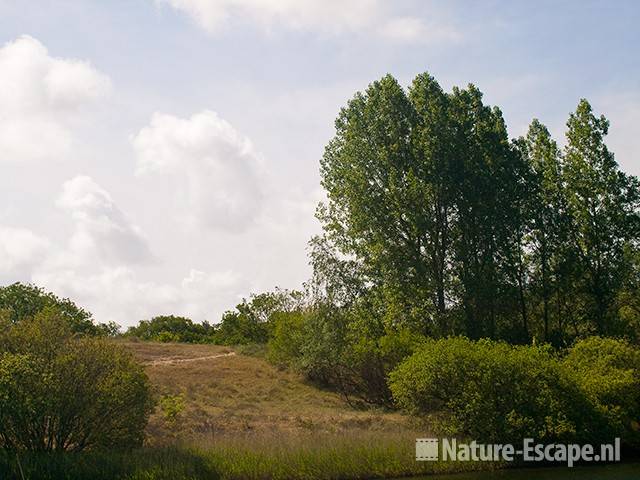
left=389, top=337, right=597, bottom=444
left=159, top=394, right=186, bottom=424
left=213, top=289, right=304, bottom=346
left=126, top=315, right=215, bottom=343
left=0, top=282, right=113, bottom=335
left=0, top=309, right=153, bottom=451
left=268, top=301, right=424, bottom=406
left=213, top=309, right=270, bottom=345
left=563, top=336, right=640, bottom=446
left=267, top=310, right=308, bottom=367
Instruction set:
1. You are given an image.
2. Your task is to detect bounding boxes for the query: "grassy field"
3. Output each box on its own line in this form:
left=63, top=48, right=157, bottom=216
left=119, top=340, right=414, bottom=442
left=1, top=341, right=497, bottom=480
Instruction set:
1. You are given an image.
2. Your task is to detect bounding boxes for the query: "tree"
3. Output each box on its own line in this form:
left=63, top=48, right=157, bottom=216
left=319, top=73, right=532, bottom=339
left=447, top=85, right=529, bottom=340
left=126, top=315, right=214, bottom=343
left=0, top=283, right=104, bottom=336
left=320, top=75, right=434, bottom=332
left=214, top=289, right=304, bottom=345
left=0, top=308, right=153, bottom=451
left=517, top=119, right=571, bottom=343
left=563, top=99, right=640, bottom=335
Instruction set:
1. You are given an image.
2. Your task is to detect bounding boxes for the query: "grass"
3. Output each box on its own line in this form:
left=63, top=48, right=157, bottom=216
left=0, top=435, right=499, bottom=480
left=118, top=340, right=412, bottom=442
left=0, top=341, right=498, bottom=479
left=199, top=432, right=498, bottom=480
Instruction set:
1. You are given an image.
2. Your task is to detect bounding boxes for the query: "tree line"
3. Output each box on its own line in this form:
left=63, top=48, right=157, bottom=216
left=316, top=73, right=640, bottom=345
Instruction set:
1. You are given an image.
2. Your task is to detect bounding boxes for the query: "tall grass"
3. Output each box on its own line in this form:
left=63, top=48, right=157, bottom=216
left=0, top=433, right=498, bottom=480
left=0, top=447, right=218, bottom=480
left=203, top=431, right=494, bottom=480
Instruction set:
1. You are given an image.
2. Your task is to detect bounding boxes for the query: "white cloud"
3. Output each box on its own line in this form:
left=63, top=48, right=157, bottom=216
left=158, top=0, right=461, bottom=43
left=0, top=35, right=111, bottom=162
left=379, top=16, right=460, bottom=44
left=161, top=0, right=376, bottom=33
left=596, top=92, right=640, bottom=177
left=9, top=174, right=247, bottom=325
left=132, top=110, right=264, bottom=232
left=56, top=175, right=153, bottom=266
left=32, top=266, right=245, bottom=325
left=0, top=226, right=50, bottom=279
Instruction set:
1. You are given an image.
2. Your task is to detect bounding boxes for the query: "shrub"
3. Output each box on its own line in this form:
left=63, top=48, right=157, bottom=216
left=389, top=337, right=596, bottom=444
left=268, top=301, right=424, bottom=407
left=159, top=394, right=186, bottom=424
left=126, top=316, right=215, bottom=343
left=214, top=289, right=304, bottom=346
left=0, top=283, right=101, bottom=335
left=0, top=309, right=153, bottom=451
left=563, top=336, right=640, bottom=446
left=267, top=311, right=308, bottom=367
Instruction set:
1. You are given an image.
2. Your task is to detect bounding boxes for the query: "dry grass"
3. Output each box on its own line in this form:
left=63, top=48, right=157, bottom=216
left=117, top=341, right=417, bottom=444
left=0, top=341, right=491, bottom=479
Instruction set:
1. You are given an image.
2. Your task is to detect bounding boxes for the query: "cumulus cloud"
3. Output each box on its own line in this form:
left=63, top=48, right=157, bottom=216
left=596, top=92, right=640, bottom=177
left=32, top=266, right=245, bottom=325
left=0, top=35, right=111, bottom=162
left=6, top=174, right=246, bottom=325
left=379, top=16, right=461, bottom=44
left=132, top=110, right=264, bottom=232
left=0, top=226, right=50, bottom=280
left=56, top=175, right=153, bottom=265
left=158, top=0, right=460, bottom=43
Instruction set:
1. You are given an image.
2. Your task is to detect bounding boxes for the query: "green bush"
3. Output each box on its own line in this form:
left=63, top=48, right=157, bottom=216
left=389, top=337, right=597, bottom=444
left=0, top=309, right=153, bottom=451
left=563, top=336, right=640, bottom=446
left=159, top=393, right=186, bottom=424
left=213, top=289, right=304, bottom=346
left=0, top=282, right=112, bottom=335
left=126, top=315, right=215, bottom=343
left=268, top=301, right=425, bottom=407
left=267, top=310, right=308, bottom=367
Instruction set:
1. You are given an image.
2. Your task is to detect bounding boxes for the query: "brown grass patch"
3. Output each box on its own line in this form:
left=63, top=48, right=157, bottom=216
left=117, top=341, right=417, bottom=445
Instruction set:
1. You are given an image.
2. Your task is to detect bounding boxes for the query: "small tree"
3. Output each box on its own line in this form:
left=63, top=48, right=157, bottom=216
left=0, top=309, right=153, bottom=451
left=0, top=283, right=99, bottom=335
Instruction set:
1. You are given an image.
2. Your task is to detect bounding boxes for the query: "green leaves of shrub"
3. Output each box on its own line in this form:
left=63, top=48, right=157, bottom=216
left=389, top=337, right=639, bottom=445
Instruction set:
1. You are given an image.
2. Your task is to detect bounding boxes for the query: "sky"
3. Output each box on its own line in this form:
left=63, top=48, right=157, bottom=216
left=0, top=0, right=638, bottom=327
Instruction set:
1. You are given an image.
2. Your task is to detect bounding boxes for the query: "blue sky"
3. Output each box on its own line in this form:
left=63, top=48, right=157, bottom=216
left=0, top=0, right=638, bottom=325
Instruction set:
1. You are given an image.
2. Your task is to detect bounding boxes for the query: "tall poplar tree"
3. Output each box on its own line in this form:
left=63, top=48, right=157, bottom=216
left=563, top=99, right=640, bottom=335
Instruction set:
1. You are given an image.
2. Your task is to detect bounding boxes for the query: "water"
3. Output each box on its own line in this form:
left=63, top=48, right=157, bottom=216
left=408, top=463, right=640, bottom=479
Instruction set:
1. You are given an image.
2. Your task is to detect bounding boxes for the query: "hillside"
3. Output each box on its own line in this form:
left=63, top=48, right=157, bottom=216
left=119, top=341, right=414, bottom=445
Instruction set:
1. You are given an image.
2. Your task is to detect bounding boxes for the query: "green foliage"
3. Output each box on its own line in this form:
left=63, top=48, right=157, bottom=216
left=0, top=282, right=108, bottom=335
left=0, top=309, right=153, bottom=451
left=159, top=394, right=186, bottom=424
left=124, top=289, right=306, bottom=346
left=126, top=315, right=214, bottom=343
left=317, top=73, right=640, bottom=344
left=563, top=336, right=640, bottom=445
left=268, top=297, right=425, bottom=406
left=213, top=289, right=304, bottom=345
left=561, top=101, right=640, bottom=336
left=389, top=338, right=592, bottom=443
left=266, top=310, right=308, bottom=367
left=390, top=336, right=640, bottom=446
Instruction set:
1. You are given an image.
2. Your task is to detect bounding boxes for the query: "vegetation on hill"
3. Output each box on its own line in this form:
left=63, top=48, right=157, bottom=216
left=0, top=309, right=152, bottom=452
left=2, top=71, right=640, bottom=478
left=0, top=282, right=118, bottom=336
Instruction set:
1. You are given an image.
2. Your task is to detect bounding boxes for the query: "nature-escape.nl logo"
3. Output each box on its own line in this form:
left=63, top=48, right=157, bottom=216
left=416, top=438, right=621, bottom=467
